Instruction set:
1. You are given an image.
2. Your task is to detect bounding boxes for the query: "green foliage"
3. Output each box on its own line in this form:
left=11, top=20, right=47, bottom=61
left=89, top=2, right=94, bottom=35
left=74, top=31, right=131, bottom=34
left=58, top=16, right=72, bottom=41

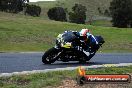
left=69, top=4, right=87, bottom=24
left=0, top=0, right=29, bottom=13
left=47, top=7, right=67, bottom=21
left=97, top=7, right=110, bottom=16
left=24, top=4, right=41, bottom=17
left=110, top=0, right=132, bottom=28
left=97, top=7, right=103, bottom=14
left=104, top=9, right=110, bottom=16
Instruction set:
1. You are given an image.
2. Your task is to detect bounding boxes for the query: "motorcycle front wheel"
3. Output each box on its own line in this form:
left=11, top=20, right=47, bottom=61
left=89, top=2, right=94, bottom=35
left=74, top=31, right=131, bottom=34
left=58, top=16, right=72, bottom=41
left=42, top=47, right=59, bottom=64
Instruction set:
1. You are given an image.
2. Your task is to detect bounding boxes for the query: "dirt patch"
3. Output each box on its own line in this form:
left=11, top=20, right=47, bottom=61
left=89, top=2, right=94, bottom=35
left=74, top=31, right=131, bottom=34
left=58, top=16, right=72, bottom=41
left=58, top=78, right=81, bottom=88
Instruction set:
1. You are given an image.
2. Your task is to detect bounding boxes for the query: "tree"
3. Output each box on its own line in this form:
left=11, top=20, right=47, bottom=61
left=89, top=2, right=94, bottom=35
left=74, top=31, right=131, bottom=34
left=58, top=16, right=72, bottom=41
left=24, top=4, right=41, bottom=17
left=97, top=7, right=103, bottom=15
left=109, top=0, right=132, bottom=28
left=69, top=4, right=87, bottom=24
left=47, top=7, right=67, bottom=21
left=0, top=0, right=29, bottom=13
left=104, top=9, right=110, bottom=16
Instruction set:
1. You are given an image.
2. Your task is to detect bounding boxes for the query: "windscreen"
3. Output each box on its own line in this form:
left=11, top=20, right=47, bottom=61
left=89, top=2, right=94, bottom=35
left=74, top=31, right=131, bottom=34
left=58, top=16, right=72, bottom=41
left=62, top=31, right=77, bottom=42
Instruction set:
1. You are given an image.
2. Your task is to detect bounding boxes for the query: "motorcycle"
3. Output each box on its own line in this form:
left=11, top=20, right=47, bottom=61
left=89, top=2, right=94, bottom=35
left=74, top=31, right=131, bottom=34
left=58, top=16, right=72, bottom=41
left=42, top=31, right=105, bottom=64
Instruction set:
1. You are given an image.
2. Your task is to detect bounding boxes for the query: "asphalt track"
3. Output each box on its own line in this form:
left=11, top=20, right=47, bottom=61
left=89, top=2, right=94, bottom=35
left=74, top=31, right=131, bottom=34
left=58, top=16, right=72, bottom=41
left=0, top=53, right=132, bottom=73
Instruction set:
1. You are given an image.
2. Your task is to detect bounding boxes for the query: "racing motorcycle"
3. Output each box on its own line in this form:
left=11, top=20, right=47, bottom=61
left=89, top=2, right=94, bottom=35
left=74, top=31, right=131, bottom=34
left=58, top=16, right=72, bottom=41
left=42, top=31, right=105, bottom=64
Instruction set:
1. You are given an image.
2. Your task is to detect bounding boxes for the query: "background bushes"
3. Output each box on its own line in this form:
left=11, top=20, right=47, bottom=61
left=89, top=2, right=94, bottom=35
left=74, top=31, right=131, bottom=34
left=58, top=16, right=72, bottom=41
left=0, top=0, right=29, bottom=13
left=68, top=4, right=87, bottom=24
left=24, top=4, right=41, bottom=17
left=110, top=0, right=132, bottom=28
left=47, top=7, right=67, bottom=21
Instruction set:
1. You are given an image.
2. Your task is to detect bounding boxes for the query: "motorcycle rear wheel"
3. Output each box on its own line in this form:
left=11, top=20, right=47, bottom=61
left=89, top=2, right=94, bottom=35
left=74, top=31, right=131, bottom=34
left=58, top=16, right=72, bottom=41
left=42, top=47, right=59, bottom=64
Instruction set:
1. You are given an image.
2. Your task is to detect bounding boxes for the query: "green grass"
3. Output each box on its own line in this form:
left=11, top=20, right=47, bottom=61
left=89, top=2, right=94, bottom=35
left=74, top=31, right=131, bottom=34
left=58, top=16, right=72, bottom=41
left=89, top=20, right=112, bottom=27
left=0, top=12, right=132, bottom=52
left=0, top=66, right=132, bottom=88
left=0, top=70, right=77, bottom=88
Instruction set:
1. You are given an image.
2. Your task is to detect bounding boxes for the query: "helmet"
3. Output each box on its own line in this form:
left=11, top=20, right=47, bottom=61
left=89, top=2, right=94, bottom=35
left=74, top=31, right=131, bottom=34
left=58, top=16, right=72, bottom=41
left=79, top=29, right=90, bottom=36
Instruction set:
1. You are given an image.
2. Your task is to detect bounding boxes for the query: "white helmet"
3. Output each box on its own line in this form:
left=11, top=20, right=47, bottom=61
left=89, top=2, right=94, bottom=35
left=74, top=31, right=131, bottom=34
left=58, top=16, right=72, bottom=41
left=79, top=29, right=90, bottom=36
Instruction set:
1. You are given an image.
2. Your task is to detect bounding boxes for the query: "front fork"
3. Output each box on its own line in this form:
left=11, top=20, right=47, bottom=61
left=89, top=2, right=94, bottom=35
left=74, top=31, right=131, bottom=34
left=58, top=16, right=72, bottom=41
left=53, top=45, right=63, bottom=59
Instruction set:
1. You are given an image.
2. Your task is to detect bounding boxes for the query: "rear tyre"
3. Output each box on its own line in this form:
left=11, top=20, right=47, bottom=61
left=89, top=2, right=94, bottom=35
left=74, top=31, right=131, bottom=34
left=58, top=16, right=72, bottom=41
left=42, top=47, right=59, bottom=64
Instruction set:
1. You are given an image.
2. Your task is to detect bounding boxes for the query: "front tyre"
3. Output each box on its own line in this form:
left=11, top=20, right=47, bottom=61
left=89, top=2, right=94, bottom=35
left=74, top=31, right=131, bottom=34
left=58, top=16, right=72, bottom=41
left=42, top=47, right=59, bottom=64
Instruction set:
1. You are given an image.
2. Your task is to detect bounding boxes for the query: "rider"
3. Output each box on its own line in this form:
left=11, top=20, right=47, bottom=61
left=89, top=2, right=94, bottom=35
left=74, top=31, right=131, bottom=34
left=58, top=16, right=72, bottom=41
left=77, top=29, right=98, bottom=50
left=62, top=29, right=98, bottom=50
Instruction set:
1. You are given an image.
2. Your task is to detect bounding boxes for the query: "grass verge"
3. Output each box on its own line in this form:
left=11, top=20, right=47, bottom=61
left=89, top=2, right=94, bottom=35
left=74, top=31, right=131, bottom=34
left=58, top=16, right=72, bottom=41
left=0, top=66, right=132, bottom=88
left=0, top=12, right=132, bottom=52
